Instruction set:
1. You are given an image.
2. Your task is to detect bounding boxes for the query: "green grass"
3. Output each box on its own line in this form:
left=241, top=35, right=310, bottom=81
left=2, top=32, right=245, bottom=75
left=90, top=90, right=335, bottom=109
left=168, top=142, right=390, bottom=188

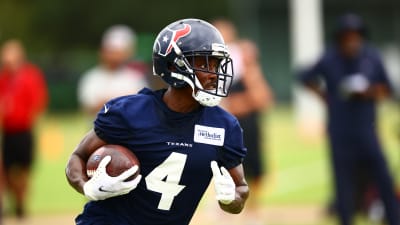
left=29, top=113, right=91, bottom=214
left=3, top=102, right=399, bottom=224
left=265, top=101, right=399, bottom=204
left=264, top=107, right=332, bottom=204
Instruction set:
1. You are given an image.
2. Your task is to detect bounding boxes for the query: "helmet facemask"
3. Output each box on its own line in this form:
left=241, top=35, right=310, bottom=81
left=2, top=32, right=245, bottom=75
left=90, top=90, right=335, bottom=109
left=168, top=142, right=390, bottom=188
left=170, top=43, right=234, bottom=107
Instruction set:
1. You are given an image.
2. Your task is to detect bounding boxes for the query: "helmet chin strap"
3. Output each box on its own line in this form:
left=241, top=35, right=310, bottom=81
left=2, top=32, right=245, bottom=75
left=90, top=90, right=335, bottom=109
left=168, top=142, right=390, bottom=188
left=171, top=72, right=222, bottom=107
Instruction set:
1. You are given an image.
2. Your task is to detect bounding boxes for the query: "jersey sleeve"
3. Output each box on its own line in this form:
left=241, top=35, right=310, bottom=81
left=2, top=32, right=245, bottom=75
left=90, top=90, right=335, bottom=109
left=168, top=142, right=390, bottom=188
left=94, top=97, right=134, bottom=144
left=298, top=56, right=325, bottom=84
left=28, top=65, right=48, bottom=117
left=372, top=53, right=391, bottom=84
left=218, top=119, right=247, bottom=169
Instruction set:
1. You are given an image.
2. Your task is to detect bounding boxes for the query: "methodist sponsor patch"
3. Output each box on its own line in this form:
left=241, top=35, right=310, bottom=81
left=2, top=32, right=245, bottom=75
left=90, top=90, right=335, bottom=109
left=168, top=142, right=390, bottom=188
left=194, top=125, right=225, bottom=146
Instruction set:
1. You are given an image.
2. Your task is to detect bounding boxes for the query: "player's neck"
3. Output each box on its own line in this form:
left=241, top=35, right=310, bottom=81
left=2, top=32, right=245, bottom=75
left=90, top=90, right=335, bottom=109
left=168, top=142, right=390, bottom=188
left=163, top=87, right=200, bottom=113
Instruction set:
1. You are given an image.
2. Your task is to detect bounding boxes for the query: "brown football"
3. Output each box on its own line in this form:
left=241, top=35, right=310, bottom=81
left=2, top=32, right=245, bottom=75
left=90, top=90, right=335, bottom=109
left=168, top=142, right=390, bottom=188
left=86, top=145, right=140, bottom=181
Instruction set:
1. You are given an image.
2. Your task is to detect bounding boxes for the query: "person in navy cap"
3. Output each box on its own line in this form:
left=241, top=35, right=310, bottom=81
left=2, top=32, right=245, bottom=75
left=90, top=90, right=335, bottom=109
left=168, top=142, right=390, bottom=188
left=298, top=13, right=399, bottom=225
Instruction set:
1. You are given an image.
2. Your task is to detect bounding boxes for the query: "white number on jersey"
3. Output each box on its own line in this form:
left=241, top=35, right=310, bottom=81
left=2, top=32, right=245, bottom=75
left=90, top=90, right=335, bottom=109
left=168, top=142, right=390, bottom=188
left=145, top=152, right=187, bottom=210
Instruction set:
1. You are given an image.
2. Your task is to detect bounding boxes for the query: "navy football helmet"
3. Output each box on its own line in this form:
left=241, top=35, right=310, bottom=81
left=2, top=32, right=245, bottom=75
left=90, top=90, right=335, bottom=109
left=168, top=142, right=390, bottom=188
left=153, top=18, right=233, bottom=107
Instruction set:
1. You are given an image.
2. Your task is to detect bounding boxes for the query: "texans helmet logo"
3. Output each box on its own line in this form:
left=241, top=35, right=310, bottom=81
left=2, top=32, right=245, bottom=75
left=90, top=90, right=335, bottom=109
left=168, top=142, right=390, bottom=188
left=157, top=24, right=192, bottom=56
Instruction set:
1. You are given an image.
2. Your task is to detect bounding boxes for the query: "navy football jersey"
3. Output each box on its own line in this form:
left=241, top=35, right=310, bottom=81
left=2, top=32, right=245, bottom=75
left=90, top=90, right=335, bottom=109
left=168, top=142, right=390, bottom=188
left=76, top=88, right=246, bottom=225
left=299, top=45, right=391, bottom=135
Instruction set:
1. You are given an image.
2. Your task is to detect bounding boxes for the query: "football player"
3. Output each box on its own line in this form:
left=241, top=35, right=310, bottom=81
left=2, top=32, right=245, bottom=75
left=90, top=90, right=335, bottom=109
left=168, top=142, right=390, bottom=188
left=66, top=18, right=249, bottom=225
left=298, top=14, right=399, bottom=225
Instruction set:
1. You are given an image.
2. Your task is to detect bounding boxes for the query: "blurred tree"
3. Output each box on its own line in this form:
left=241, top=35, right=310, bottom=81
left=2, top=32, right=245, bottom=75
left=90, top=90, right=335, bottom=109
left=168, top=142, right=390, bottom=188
left=0, top=0, right=34, bottom=42
left=1, top=0, right=231, bottom=51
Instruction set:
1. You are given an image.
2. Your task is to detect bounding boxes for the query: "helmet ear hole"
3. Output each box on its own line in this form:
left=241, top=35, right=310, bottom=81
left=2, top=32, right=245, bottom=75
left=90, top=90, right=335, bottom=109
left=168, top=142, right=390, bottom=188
left=167, top=62, right=175, bottom=71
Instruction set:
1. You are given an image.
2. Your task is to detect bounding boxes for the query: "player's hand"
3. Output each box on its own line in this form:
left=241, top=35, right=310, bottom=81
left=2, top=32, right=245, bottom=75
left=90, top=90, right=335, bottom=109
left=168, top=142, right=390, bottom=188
left=83, top=156, right=142, bottom=201
left=340, top=74, right=370, bottom=97
left=210, top=161, right=235, bottom=205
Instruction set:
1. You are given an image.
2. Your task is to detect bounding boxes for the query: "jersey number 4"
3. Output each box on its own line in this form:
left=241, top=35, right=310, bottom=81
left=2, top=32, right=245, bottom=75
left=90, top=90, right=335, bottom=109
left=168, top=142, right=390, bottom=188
left=145, top=152, right=187, bottom=210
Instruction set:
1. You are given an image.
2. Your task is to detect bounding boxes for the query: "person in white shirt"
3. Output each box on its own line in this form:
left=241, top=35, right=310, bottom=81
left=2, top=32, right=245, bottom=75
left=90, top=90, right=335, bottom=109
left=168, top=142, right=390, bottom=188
left=78, top=25, right=148, bottom=114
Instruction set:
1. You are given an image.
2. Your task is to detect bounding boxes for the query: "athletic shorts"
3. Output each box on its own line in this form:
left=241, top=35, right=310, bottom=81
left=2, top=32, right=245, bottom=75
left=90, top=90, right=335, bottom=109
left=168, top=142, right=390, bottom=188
left=1, top=130, right=34, bottom=170
left=239, top=113, right=264, bottom=179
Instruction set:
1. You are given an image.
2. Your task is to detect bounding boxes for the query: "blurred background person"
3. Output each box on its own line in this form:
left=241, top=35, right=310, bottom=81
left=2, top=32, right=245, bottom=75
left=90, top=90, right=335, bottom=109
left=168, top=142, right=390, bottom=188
left=213, top=19, right=274, bottom=223
left=77, top=25, right=149, bottom=115
left=298, top=13, right=399, bottom=225
left=0, top=156, right=3, bottom=225
left=0, top=39, right=48, bottom=219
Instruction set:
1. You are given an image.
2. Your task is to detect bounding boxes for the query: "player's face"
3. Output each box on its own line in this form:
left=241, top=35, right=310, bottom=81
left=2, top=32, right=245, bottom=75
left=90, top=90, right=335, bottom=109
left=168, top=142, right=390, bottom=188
left=190, top=56, right=220, bottom=90
left=339, top=30, right=363, bottom=58
left=1, top=40, right=25, bottom=73
left=100, top=47, right=131, bottom=70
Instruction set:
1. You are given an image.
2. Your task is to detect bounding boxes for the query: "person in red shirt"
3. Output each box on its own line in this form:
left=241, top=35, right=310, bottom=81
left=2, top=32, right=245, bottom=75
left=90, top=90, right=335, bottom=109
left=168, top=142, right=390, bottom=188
left=0, top=157, right=3, bottom=224
left=0, top=39, right=48, bottom=219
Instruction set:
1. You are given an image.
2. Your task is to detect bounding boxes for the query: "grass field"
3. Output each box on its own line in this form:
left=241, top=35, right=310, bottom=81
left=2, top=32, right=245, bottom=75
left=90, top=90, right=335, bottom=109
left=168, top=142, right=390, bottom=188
left=3, top=102, right=400, bottom=225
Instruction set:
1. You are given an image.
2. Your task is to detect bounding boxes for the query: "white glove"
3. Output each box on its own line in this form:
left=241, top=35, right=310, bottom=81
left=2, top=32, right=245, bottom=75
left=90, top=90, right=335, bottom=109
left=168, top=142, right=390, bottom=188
left=340, top=74, right=370, bottom=96
left=210, top=161, right=236, bottom=205
left=83, top=155, right=142, bottom=201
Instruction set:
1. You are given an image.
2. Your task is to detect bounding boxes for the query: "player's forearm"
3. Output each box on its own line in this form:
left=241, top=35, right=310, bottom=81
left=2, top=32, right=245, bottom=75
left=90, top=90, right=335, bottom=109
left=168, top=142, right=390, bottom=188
left=365, top=84, right=390, bottom=100
left=219, top=184, right=249, bottom=214
left=66, top=130, right=107, bottom=194
left=224, top=94, right=254, bottom=117
left=66, top=154, right=88, bottom=194
left=242, top=66, right=273, bottom=111
left=305, top=83, right=326, bottom=102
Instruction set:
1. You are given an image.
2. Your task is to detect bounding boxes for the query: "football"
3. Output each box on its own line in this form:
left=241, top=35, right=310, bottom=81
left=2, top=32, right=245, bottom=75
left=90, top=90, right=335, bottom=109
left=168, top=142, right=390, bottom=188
left=86, top=145, right=140, bottom=181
